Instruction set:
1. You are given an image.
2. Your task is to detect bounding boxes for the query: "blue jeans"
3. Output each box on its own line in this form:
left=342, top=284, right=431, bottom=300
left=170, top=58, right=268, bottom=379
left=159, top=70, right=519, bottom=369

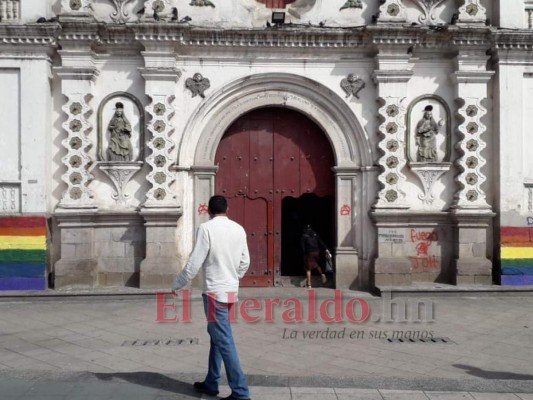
left=202, top=294, right=250, bottom=399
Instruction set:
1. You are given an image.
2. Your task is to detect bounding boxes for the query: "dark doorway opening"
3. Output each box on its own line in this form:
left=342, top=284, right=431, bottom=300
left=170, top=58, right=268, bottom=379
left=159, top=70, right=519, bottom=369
left=280, top=193, right=335, bottom=276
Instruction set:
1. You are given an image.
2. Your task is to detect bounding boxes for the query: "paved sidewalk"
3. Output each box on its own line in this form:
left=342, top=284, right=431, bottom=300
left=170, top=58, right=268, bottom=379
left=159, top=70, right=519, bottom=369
left=0, top=288, right=532, bottom=398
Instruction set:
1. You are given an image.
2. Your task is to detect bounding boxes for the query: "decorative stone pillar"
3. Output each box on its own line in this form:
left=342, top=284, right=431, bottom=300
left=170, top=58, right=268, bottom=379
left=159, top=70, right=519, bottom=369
left=138, top=43, right=182, bottom=288
left=457, top=0, right=487, bottom=25
left=56, top=68, right=98, bottom=211
left=451, top=48, right=495, bottom=285
left=53, top=24, right=101, bottom=288
left=141, top=0, right=174, bottom=21
left=371, top=41, right=414, bottom=287
left=334, top=167, right=360, bottom=290
left=377, top=0, right=406, bottom=23
left=60, top=0, right=93, bottom=20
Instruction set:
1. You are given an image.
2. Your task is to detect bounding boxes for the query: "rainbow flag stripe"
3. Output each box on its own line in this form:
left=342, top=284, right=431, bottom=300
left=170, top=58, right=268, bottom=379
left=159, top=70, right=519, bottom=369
left=0, top=217, right=47, bottom=290
left=500, top=227, right=533, bottom=286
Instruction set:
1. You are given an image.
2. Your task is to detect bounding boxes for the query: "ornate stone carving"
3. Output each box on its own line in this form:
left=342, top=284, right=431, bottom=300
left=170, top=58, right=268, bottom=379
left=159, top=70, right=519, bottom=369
left=340, top=74, right=365, bottom=99
left=454, top=98, right=489, bottom=208
left=375, top=97, right=408, bottom=207
left=59, top=93, right=95, bottom=208
left=378, top=0, right=406, bottom=23
left=0, top=183, right=20, bottom=213
left=407, top=96, right=451, bottom=164
left=60, top=0, right=91, bottom=15
left=110, top=0, right=136, bottom=23
left=340, top=0, right=361, bottom=11
left=525, top=181, right=533, bottom=212
left=190, top=0, right=215, bottom=7
left=144, top=95, right=178, bottom=207
left=457, top=0, right=486, bottom=24
left=97, top=92, right=145, bottom=163
left=186, top=73, right=211, bottom=98
left=411, top=0, right=447, bottom=24
left=98, top=162, right=143, bottom=207
left=409, top=163, right=451, bottom=205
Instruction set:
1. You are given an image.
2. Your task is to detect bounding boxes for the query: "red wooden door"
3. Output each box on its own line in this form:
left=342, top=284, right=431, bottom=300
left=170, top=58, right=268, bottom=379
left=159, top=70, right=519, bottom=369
left=215, top=108, right=334, bottom=286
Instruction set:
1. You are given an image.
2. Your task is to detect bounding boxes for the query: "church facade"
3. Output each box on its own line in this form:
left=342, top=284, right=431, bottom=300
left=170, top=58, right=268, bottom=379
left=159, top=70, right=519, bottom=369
left=0, top=0, right=532, bottom=291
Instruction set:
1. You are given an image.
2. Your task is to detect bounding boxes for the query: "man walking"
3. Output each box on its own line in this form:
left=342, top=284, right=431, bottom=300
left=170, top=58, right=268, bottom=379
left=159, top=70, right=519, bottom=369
left=172, top=195, right=251, bottom=400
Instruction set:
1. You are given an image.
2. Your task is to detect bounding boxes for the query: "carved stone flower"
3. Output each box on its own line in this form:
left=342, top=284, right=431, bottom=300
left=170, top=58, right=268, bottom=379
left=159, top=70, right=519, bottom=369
left=70, top=102, right=82, bottom=115
left=386, top=123, right=398, bottom=134
left=466, top=190, right=478, bottom=201
left=466, top=156, right=478, bottom=169
left=385, top=190, right=398, bottom=202
left=386, top=140, right=399, bottom=152
left=70, top=0, right=82, bottom=11
left=386, top=156, right=399, bottom=168
left=154, top=188, right=166, bottom=200
left=466, top=173, right=478, bottom=185
left=387, top=4, right=400, bottom=16
left=69, top=172, right=82, bottom=185
left=154, top=155, right=166, bottom=167
left=69, top=187, right=82, bottom=199
left=386, top=105, right=399, bottom=117
left=154, top=103, right=166, bottom=116
left=152, top=0, right=165, bottom=12
left=466, top=3, right=478, bottom=16
left=466, top=122, right=478, bottom=134
left=154, top=172, right=167, bottom=184
left=386, top=173, right=398, bottom=185
left=69, top=155, right=82, bottom=168
left=466, top=139, right=479, bottom=152
left=69, top=119, right=82, bottom=132
left=69, top=137, right=82, bottom=150
left=153, top=120, right=166, bottom=133
left=153, top=138, right=166, bottom=150
left=466, top=105, right=478, bottom=117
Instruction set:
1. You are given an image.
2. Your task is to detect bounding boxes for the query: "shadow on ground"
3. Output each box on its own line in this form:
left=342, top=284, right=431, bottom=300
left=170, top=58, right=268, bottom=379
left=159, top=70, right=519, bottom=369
left=454, top=364, right=533, bottom=380
left=94, top=372, right=204, bottom=397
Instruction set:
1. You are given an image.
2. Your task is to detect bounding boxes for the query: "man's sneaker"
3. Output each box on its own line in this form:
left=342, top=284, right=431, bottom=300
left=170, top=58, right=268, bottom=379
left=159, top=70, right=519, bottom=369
left=193, top=381, right=219, bottom=396
left=220, top=395, right=251, bottom=400
left=321, top=274, right=327, bottom=284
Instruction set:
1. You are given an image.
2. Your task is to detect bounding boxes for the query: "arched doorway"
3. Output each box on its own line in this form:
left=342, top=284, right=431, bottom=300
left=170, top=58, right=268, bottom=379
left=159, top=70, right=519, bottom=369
left=215, top=108, right=335, bottom=286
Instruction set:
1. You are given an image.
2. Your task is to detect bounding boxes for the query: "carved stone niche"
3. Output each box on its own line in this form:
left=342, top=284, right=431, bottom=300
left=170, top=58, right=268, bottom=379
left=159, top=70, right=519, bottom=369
left=97, top=92, right=145, bottom=208
left=406, top=95, right=452, bottom=204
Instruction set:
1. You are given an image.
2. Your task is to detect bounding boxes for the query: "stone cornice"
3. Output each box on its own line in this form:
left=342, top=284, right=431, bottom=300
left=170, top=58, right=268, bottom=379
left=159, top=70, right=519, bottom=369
left=492, top=30, right=533, bottom=63
left=3, top=22, right=530, bottom=56
left=0, top=23, right=59, bottom=46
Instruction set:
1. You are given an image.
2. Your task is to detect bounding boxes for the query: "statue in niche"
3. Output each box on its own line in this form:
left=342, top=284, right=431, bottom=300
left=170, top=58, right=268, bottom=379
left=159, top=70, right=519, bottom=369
left=415, top=105, right=440, bottom=162
left=340, top=0, right=362, bottom=11
left=106, top=102, right=133, bottom=161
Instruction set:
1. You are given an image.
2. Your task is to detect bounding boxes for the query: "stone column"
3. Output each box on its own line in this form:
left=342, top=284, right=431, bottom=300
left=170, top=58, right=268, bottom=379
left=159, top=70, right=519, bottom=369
left=451, top=47, right=495, bottom=285
left=371, top=41, right=414, bottom=286
left=334, top=167, right=359, bottom=290
left=53, top=25, right=100, bottom=287
left=138, top=43, right=182, bottom=288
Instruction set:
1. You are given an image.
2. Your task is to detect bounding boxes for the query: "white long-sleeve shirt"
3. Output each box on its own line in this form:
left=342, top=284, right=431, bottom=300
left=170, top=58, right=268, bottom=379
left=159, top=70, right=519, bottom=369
left=172, top=215, right=250, bottom=303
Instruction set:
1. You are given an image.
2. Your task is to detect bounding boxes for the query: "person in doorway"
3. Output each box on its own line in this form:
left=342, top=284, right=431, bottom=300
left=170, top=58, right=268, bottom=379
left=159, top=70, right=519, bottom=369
left=171, top=195, right=251, bottom=400
left=300, top=224, right=327, bottom=288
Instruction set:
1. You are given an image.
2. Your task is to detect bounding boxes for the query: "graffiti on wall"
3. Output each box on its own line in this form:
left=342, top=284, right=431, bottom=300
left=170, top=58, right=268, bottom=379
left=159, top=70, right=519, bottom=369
left=407, top=228, right=439, bottom=272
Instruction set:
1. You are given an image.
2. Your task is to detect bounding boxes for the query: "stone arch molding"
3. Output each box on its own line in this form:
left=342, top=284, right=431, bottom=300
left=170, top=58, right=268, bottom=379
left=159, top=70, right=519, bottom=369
left=178, top=73, right=373, bottom=168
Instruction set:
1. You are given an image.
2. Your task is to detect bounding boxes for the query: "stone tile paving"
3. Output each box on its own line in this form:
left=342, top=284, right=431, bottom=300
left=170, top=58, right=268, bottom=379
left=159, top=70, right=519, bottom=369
left=0, top=289, right=532, bottom=397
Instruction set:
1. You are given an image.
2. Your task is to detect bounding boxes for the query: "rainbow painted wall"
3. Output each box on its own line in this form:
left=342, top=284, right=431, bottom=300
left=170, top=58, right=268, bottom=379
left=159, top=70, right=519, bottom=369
left=0, top=216, right=47, bottom=290
left=501, top=227, right=533, bottom=285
